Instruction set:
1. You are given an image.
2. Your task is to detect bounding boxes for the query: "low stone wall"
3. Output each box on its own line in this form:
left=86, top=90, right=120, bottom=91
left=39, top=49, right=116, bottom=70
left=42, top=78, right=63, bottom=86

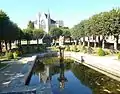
left=64, top=52, right=120, bottom=82
left=24, top=55, right=37, bottom=85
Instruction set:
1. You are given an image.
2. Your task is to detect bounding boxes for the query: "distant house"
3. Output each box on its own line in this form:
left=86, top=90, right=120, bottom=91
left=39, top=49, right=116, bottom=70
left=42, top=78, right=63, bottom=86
left=33, top=12, right=64, bottom=33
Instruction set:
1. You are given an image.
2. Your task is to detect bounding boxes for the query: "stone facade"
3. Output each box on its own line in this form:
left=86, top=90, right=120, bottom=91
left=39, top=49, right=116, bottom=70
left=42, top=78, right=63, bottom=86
left=33, top=12, right=64, bottom=33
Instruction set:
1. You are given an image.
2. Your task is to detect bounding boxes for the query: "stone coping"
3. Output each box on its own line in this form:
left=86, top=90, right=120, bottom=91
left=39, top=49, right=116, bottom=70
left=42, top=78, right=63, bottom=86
left=64, top=51, right=120, bottom=82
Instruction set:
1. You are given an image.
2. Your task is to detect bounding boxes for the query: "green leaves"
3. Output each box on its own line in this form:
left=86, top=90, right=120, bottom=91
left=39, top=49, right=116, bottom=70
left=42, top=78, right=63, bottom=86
left=49, top=27, right=63, bottom=39
left=33, top=28, right=44, bottom=39
left=72, top=8, right=120, bottom=39
left=27, top=20, right=34, bottom=29
left=0, top=10, right=21, bottom=41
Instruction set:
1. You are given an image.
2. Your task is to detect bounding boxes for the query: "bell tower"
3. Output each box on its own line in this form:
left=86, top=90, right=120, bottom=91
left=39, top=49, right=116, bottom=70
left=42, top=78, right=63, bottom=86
left=46, top=10, right=51, bottom=33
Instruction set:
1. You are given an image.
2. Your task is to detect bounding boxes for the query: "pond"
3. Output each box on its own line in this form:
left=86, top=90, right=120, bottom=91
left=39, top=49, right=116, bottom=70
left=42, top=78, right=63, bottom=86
left=29, top=57, right=120, bottom=94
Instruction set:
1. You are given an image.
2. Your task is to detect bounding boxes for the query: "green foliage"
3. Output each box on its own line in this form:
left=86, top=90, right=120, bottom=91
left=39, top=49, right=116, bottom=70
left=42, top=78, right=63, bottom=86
left=70, top=45, right=78, bottom=52
left=62, top=29, right=71, bottom=37
left=49, top=27, right=63, bottom=39
left=71, top=8, right=120, bottom=51
left=81, top=46, right=87, bottom=53
left=27, top=20, right=34, bottom=29
left=13, top=52, right=18, bottom=59
left=50, top=46, right=59, bottom=52
left=64, top=59, right=74, bottom=63
left=65, top=45, right=70, bottom=51
left=33, top=28, right=44, bottom=39
left=77, top=45, right=81, bottom=52
left=43, top=57, right=59, bottom=64
left=13, top=50, right=22, bottom=59
left=97, top=48, right=105, bottom=56
left=118, top=52, right=120, bottom=60
left=104, top=50, right=111, bottom=55
left=37, top=46, right=45, bottom=52
left=6, top=51, right=13, bottom=59
left=21, top=44, right=46, bottom=54
left=87, top=47, right=93, bottom=54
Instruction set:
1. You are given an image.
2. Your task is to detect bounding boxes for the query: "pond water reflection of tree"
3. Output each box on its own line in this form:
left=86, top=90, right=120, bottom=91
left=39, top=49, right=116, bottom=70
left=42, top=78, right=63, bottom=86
left=33, top=58, right=120, bottom=94
left=72, top=63, right=120, bottom=94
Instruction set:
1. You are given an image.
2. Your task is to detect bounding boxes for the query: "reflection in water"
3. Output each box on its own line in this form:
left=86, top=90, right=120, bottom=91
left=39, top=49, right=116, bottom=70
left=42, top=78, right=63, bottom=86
left=57, top=58, right=68, bottom=90
left=72, top=63, right=120, bottom=94
left=30, top=57, right=120, bottom=94
left=34, top=60, right=51, bottom=84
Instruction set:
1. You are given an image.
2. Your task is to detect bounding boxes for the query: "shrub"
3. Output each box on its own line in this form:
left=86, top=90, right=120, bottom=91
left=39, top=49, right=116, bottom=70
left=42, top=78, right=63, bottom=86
left=97, top=48, right=105, bottom=56
left=70, top=45, right=78, bottom=52
left=81, top=46, right=87, bottom=53
left=118, top=52, right=120, bottom=60
left=13, top=50, right=22, bottom=59
left=64, top=59, right=74, bottom=63
left=77, top=45, right=81, bottom=52
left=13, top=52, right=18, bottom=59
left=87, top=47, right=93, bottom=54
left=6, top=51, right=14, bottom=59
left=104, top=50, right=111, bottom=55
left=73, top=45, right=78, bottom=52
left=65, top=45, right=70, bottom=51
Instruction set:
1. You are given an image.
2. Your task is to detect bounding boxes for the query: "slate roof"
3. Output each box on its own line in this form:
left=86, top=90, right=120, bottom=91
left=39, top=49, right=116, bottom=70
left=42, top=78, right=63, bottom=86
left=51, top=19, right=56, bottom=24
left=44, top=13, right=56, bottom=24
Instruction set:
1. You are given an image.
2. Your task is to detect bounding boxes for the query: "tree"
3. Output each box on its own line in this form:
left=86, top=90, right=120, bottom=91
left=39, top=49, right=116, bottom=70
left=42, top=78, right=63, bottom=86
left=71, top=20, right=86, bottom=45
left=49, top=27, right=63, bottom=46
left=27, top=20, right=34, bottom=29
left=62, top=28, right=71, bottom=44
left=33, top=28, right=44, bottom=47
left=109, top=8, right=120, bottom=50
left=23, top=28, right=33, bottom=47
left=0, top=10, right=9, bottom=51
left=84, top=20, right=92, bottom=47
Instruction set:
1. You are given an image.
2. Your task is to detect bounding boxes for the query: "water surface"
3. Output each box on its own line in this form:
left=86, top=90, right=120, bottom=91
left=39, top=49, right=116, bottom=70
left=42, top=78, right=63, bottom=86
left=29, top=57, right=120, bottom=94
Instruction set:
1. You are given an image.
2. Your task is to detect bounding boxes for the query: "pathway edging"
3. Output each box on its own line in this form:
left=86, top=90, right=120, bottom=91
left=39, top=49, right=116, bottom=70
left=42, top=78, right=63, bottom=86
left=64, top=51, right=120, bottom=82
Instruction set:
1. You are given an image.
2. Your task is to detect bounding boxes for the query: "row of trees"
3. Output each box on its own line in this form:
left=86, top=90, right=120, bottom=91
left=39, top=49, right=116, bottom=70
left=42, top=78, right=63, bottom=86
left=23, top=21, right=44, bottom=48
left=0, top=9, right=72, bottom=52
left=71, top=8, right=120, bottom=50
left=49, top=27, right=71, bottom=45
left=0, top=10, right=23, bottom=52
left=0, top=10, right=45, bottom=52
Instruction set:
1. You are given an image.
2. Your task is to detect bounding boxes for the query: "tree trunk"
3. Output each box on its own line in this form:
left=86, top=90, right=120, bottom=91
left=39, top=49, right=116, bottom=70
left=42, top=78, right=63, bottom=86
left=20, top=39, right=21, bottom=47
left=9, top=40, right=12, bottom=50
left=63, top=36, right=65, bottom=45
left=70, top=37, right=71, bottom=44
left=93, top=36, right=96, bottom=48
left=98, top=36, right=101, bottom=47
left=37, top=39, right=39, bottom=50
left=27, top=40, right=29, bottom=48
left=18, top=39, right=21, bottom=47
left=83, top=37, right=85, bottom=46
left=75, top=39, right=78, bottom=45
left=114, top=35, right=119, bottom=50
left=0, top=41, right=2, bottom=52
left=102, top=36, right=105, bottom=49
left=87, top=37, right=90, bottom=47
left=5, top=40, right=8, bottom=51
left=79, top=39, right=82, bottom=45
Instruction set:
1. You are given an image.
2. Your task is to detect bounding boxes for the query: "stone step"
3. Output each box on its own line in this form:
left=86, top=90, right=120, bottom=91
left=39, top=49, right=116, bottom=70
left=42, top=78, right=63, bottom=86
left=0, top=90, right=36, bottom=94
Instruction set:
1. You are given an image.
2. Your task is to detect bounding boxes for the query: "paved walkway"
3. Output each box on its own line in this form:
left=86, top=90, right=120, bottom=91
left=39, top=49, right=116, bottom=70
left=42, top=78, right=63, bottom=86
left=0, top=55, right=37, bottom=91
left=65, top=51, right=120, bottom=81
left=0, top=53, right=53, bottom=93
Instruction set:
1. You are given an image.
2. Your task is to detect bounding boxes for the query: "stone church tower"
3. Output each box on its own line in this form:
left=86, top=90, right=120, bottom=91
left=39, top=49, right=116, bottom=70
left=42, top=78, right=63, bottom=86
left=34, top=11, right=64, bottom=33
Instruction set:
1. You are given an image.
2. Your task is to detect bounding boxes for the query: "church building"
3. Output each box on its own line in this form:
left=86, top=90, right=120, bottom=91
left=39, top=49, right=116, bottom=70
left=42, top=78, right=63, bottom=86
left=33, top=11, right=64, bottom=33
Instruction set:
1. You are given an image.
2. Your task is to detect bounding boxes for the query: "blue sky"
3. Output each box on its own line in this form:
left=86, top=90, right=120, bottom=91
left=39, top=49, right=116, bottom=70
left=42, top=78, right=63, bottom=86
left=0, top=0, right=120, bottom=28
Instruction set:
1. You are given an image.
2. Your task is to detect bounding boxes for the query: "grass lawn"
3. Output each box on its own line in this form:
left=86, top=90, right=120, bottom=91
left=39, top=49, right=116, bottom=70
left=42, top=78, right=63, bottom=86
left=0, top=63, right=7, bottom=69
